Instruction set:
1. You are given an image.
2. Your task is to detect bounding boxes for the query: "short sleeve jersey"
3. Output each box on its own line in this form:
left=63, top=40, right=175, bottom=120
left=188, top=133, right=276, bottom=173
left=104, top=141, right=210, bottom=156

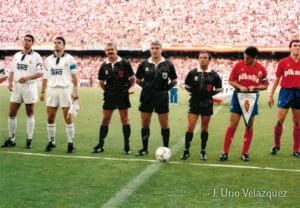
left=185, top=68, right=222, bottom=102
left=276, top=56, right=300, bottom=88
left=44, top=52, right=77, bottom=88
left=10, top=50, right=43, bottom=84
left=229, top=60, right=269, bottom=88
left=136, top=57, right=177, bottom=91
left=98, top=56, right=135, bottom=92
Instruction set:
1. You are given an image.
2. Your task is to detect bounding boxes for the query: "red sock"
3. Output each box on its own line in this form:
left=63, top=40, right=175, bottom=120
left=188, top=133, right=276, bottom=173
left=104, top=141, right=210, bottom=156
left=223, top=127, right=236, bottom=154
left=293, top=126, right=300, bottom=152
left=242, top=128, right=253, bottom=154
left=274, top=125, right=282, bottom=148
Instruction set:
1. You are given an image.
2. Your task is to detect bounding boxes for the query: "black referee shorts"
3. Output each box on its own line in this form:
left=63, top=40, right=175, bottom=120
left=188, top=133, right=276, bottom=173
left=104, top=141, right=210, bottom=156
left=103, top=92, right=131, bottom=110
left=139, top=90, right=169, bottom=114
left=188, top=99, right=213, bottom=116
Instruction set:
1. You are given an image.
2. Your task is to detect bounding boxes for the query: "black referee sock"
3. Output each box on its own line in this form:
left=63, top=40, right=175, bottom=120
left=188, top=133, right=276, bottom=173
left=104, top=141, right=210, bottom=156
left=99, top=125, right=108, bottom=148
left=141, top=128, right=150, bottom=150
left=161, top=128, right=170, bottom=147
left=123, top=125, right=131, bottom=151
left=201, top=131, right=208, bottom=150
left=185, top=132, right=194, bottom=150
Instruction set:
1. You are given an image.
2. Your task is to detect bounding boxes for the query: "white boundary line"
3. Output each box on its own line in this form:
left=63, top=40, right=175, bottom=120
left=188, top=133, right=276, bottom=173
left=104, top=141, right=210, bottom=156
left=2, top=151, right=300, bottom=173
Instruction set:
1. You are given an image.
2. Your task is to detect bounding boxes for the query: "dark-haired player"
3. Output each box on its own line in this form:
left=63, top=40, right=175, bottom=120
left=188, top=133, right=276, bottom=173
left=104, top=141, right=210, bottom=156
left=1, top=34, right=43, bottom=149
left=135, top=40, right=177, bottom=156
left=220, top=46, right=269, bottom=161
left=180, top=52, right=222, bottom=160
left=92, top=43, right=135, bottom=154
left=268, top=39, right=300, bottom=158
left=40, top=36, right=78, bottom=153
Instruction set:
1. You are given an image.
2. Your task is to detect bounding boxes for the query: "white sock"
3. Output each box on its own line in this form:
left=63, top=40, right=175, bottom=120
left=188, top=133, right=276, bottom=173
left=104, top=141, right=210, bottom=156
left=66, top=123, right=74, bottom=143
left=8, top=117, right=17, bottom=141
left=47, top=123, right=56, bottom=144
left=27, top=116, right=35, bottom=140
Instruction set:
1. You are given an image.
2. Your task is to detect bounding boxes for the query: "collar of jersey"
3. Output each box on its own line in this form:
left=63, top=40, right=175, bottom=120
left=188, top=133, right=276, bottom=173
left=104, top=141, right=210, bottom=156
left=105, top=56, right=122, bottom=64
left=21, top=50, right=33, bottom=55
left=197, top=68, right=212, bottom=73
left=148, top=57, right=165, bottom=65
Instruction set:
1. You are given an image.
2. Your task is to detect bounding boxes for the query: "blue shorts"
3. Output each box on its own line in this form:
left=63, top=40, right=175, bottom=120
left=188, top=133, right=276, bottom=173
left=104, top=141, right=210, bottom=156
left=230, top=91, right=259, bottom=115
left=278, top=88, right=300, bottom=109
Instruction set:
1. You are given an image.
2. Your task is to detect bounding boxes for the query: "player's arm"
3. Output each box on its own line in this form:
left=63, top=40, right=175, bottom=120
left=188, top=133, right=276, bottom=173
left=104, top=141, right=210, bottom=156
left=228, top=80, right=248, bottom=92
left=8, top=71, right=14, bottom=91
left=71, top=74, right=79, bottom=100
left=168, top=79, right=177, bottom=90
left=40, top=78, right=47, bottom=102
left=19, top=71, right=43, bottom=83
left=128, top=76, right=135, bottom=89
left=268, top=77, right=280, bottom=108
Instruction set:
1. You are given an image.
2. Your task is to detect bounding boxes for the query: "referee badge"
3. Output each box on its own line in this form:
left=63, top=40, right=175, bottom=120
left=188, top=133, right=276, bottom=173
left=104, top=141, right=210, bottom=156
left=162, top=72, right=168, bottom=79
left=118, top=70, right=124, bottom=78
left=105, top=70, right=108, bottom=75
left=194, top=76, right=199, bottom=81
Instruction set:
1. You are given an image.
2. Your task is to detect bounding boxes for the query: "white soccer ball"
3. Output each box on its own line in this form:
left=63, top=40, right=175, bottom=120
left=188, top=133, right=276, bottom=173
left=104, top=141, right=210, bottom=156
left=155, top=147, right=172, bottom=162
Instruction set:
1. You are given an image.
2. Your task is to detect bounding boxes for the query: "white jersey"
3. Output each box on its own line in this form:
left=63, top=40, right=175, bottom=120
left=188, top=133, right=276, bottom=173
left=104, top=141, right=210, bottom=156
left=44, top=52, right=77, bottom=88
left=10, top=50, right=43, bottom=84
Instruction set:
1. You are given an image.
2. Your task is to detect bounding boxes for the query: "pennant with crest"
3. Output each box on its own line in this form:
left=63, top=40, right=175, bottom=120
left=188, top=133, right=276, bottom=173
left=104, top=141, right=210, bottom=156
left=237, top=92, right=259, bottom=128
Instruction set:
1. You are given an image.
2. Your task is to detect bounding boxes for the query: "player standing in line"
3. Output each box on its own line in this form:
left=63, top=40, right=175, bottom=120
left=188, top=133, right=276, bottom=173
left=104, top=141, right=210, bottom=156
left=92, top=43, right=135, bottom=154
left=180, top=52, right=222, bottom=160
left=40, top=36, right=78, bottom=153
left=135, top=40, right=177, bottom=156
left=219, top=46, right=269, bottom=161
left=268, top=39, right=300, bottom=157
left=1, top=34, right=43, bottom=149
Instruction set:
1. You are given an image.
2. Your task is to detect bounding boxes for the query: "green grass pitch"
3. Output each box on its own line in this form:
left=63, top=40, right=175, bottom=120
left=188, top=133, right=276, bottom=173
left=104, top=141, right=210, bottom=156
left=0, top=86, right=299, bottom=208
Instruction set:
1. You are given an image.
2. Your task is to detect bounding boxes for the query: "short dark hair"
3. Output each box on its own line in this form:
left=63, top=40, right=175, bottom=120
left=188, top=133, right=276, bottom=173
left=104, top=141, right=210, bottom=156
left=199, top=51, right=212, bottom=60
left=289, top=39, right=300, bottom=48
left=151, top=40, right=162, bottom=48
left=55, top=36, right=66, bottom=46
left=25, top=34, right=34, bottom=42
left=105, top=42, right=117, bottom=50
left=245, top=46, right=258, bottom=58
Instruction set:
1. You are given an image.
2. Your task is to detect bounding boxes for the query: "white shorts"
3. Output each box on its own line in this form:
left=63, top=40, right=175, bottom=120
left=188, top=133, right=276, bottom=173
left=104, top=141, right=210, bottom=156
left=10, top=82, right=38, bottom=104
left=46, top=87, right=72, bottom=108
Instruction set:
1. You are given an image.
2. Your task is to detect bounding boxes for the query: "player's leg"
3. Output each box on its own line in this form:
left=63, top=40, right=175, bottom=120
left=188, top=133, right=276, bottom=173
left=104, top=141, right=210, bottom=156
left=92, top=109, right=113, bottom=153
left=200, top=115, right=211, bottom=160
left=45, top=106, right=58, bottom=152
left=158, top=112, right=170, bottom=147
left=2, top=102, right=21, bottom=147
left=119, top=109, right=131, bottom=154
left=136, top=112, right=152, bottom=156
left=181, top=113, right=198, bottom=160
left=24, top=103, right=35, bottom=148
left=271, top=108, right=288, bottom=155
left=241, top=117, right=255, bottom=161
left=62, top=106, right=75, bottom=153
left=292, top=108, right=300, bottom=157
left=220, top=112, right=241, bottom=161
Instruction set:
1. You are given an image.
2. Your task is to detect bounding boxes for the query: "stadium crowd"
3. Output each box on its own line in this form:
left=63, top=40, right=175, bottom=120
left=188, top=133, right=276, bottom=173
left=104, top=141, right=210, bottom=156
left=0, top=55, right=277, bottom=87
left=0, top=0, right=299, bottom=49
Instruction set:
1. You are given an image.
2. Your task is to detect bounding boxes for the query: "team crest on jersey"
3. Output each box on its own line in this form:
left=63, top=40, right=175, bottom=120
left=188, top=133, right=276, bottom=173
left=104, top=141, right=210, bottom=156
left=105, top=70, right=108, bottom=75
left=145, top=67, right=149, bottom=71
left=162, top=72, right=168, bottom=79
left=258, top=71, right=262, bottom=78
left=206, top=84, right=213, bottom=91
left=194, top=76, right=199, bottom=81
left=29, top=60, right=32, bottom=64
left=118, top=70, right=124, bottom=78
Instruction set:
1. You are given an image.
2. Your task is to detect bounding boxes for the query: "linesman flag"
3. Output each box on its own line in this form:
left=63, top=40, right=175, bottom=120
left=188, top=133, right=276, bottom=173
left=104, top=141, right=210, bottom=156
left=237, top=92, right=259, bottom=128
